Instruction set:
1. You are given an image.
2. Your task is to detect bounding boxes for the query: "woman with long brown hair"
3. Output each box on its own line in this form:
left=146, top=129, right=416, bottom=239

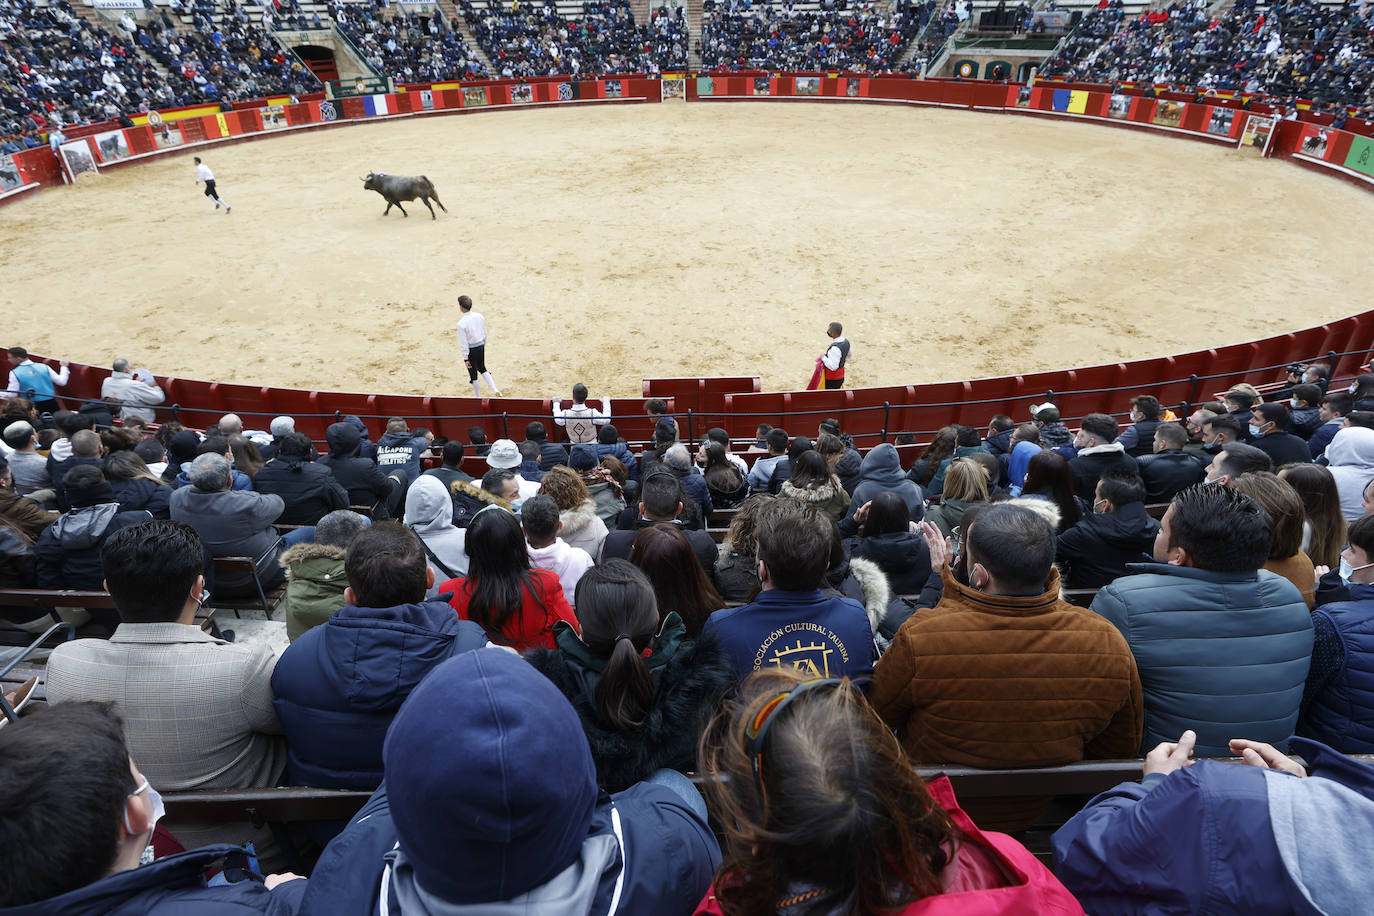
left=628, top=523, right=725, bottom=636
left=907, top=427, right=958, bottom=489
left=1278, top=462, right=1346, bottom=571
left=103, top=449, right=172, bottom=519
left=695, top=669, right=1084, bottom=915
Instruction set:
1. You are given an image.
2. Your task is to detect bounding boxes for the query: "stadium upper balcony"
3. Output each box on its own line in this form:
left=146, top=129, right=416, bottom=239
left=700, top=0, right=920, bottom=71
left=1041, top=0, right=1374, bottom=111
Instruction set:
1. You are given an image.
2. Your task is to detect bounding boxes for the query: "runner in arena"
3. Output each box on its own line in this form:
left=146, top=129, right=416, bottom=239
left=193, top=156, right=231, bottom=213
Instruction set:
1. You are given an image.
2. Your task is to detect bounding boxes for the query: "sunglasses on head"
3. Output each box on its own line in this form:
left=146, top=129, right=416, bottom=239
left=744, top=678, right=866, bottom=796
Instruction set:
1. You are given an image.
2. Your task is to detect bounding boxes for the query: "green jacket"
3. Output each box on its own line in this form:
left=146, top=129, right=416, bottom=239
left=280, top=542, right=349, bottom=642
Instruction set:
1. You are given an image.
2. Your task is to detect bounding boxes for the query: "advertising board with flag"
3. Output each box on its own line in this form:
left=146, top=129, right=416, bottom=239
left=363, top=95, right=390, bottom=116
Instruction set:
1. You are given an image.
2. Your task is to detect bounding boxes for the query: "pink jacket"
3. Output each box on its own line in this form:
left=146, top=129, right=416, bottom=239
left=694, top=776, right=1084, bottom=915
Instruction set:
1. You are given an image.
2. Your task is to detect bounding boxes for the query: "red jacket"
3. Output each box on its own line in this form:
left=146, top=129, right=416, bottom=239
left=440, top=569, right=578, bottom=651
left=693, top=776, right=1084, bottom=915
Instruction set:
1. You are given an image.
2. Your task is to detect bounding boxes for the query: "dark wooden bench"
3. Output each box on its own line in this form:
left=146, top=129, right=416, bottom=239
left=161, top=755, right=1374, bottom=870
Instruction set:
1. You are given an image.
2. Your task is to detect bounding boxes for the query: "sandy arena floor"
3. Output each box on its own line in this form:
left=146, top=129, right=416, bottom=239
left=3, top=102, right=1374, bottom=398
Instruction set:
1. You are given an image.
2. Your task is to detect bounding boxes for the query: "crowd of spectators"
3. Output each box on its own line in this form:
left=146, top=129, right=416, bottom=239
left=460, top=0, right=685, bottom=78
left=332, top=0, right=491, bottom=82
left=1044, top=0, right=1374, bottom=110
left=701, top=0, right=921, bottom=71
left=9, top=354, right=1374, bottom=910
left=1, top=0, right=316, bottom=136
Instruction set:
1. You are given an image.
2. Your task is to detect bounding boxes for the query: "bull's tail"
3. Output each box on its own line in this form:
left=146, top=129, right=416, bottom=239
left=422, top=176, right=448, bottom=212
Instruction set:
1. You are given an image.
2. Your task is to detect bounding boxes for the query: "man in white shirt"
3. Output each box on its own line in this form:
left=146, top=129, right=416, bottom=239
left=820, top=322, right=851, bottom=389
left=456, top=294, right=501, bottom=397
left=100, top=359, right=165, bottom=425
left=193, top=156, right=231, bottom=213
left=552, top=383, right=610, bottom=444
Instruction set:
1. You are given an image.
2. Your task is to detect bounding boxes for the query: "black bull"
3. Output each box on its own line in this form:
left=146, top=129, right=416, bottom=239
left=361, top=171, right=448, bottom=219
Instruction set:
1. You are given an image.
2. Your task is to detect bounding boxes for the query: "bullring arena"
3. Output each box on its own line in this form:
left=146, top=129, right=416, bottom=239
left=5, top=101, right=1374, bottom=397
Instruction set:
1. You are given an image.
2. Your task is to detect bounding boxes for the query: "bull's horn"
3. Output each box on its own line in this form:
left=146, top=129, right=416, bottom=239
left=359, top=175, right=367, bottom=181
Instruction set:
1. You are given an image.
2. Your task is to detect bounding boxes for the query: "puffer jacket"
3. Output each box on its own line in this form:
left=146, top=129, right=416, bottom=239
left=280, top=541, right=349, bottom=642
left=253, top=455, right=349, bottom=526
left=778, top=478, right=849, bottom=523
left=524, top=614, right=734, bottom=793
left=403, top=476, right=468, bottom=590
left=1326, top=427, right=1374, bottom=521
left=1055, top=502, right=1159, bottom=589
left=1114, top=419, right=1161, bottom=458
left=1090, top=562, right=1313, bottom=755
left=843, top=444, right=926, bottom=528
left=983, top=427, right=1015, bottom=457
left=107, top=477, right=173, bottom=519
left=271, top=601, right=490, bottom=788
left=0, top=844, right=306, bottom=916
left=34, top=503, right=151, bottom=590
left=1300, top=588, right=1374, bottom=752
left=559, top=499, right=609, bottom=562
left=871, top=564, right=1142, bottom=831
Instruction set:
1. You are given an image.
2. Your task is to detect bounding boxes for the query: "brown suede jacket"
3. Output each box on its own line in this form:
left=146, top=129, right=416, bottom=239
left=870, top=563, right=1143, bottom=831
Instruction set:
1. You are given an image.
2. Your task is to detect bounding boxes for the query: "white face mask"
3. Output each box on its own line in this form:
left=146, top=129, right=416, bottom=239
left=1290, top=398, right=1300, bottom=409
left=1339, top=558, right=1374, bottom=582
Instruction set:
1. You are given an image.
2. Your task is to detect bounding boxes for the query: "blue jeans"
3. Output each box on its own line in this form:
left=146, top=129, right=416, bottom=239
left=280, top=526, right=315, bottom=547
left=643, top=768, right=708, bottom=822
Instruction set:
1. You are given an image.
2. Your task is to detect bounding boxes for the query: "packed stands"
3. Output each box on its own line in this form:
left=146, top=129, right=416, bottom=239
left=332, top=0, right=491, bottom=82
left=1043, top=0, right=1374, bottom=110
left=0, top=0, right=315, bottom=131
left=461, top=0, right=687, bottom=77
left=700, top=0, right=921, bottom=71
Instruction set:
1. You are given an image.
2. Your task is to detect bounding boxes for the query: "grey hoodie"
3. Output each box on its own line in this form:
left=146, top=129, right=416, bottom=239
left=385, top=834, right=620, bottom=916
left=404, top=476, right=468, bottom=590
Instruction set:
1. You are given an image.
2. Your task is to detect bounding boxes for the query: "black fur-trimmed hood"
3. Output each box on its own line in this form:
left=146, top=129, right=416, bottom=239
left=524, top=615, right=734, bottom=793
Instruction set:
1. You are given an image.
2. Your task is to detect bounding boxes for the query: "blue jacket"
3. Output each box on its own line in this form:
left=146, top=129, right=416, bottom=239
left=701, top=588, right=874, bottom=682
left=1052, top=738, right=1374, bottom=916
left=0, top=844, right=305, bottom=915
left=1309, top=418, right=1342, bottom=459
left=297, top=781, right=719, bottom=916
left=1300, top=586, right=1374, bottom=753
left=593, top=442, right=637, bottom=479
left=271, top=602, right=489, bottom=789
left=1091, top=562, right=1313, bottom=755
